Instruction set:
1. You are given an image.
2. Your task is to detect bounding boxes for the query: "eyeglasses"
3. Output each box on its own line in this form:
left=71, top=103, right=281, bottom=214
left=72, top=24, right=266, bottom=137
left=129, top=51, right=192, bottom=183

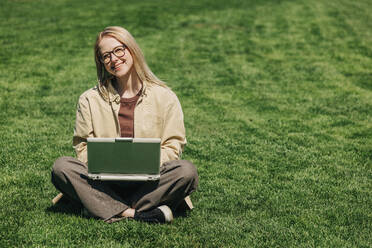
left=100, top=45, right=126, bottom=64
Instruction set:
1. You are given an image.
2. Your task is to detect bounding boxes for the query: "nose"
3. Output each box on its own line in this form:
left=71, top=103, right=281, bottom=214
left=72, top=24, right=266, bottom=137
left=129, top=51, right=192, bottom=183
left=110, top=52, right=120, bottom=63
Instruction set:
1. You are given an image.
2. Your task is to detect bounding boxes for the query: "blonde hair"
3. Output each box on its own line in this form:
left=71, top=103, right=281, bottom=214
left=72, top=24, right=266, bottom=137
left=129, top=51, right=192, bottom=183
left=94, top=26, right=167, bottom=88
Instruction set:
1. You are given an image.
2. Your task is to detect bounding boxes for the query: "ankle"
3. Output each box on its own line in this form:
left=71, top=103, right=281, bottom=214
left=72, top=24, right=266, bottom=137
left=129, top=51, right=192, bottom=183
left=121, top=208, right=135, bottom=218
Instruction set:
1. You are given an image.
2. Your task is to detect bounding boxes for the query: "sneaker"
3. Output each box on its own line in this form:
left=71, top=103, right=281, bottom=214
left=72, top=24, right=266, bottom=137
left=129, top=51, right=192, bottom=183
left=134, top=205, right=173, bottom=223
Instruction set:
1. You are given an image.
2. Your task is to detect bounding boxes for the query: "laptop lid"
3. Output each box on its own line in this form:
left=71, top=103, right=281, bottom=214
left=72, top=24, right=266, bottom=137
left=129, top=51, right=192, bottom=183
left=87, top=137, right=161, bottom=181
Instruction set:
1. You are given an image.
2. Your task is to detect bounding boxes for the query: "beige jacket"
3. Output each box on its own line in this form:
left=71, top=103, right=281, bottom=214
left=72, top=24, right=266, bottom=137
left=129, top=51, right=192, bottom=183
left=73, top=81, right=186, bottom=166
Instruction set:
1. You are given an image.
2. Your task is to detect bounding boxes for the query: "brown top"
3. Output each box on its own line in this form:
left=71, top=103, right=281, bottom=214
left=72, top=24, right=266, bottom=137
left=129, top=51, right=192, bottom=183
left=118, top=90, right=142, bottom=137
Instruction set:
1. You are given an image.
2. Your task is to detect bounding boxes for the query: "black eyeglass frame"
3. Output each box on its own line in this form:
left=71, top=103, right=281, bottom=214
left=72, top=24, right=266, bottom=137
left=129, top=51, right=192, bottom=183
left=100, top=45, right=127, bottom=64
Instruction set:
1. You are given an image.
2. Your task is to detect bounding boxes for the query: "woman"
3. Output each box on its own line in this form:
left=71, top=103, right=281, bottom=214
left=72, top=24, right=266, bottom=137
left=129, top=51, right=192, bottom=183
left=51, top=26, right=198, bottom=224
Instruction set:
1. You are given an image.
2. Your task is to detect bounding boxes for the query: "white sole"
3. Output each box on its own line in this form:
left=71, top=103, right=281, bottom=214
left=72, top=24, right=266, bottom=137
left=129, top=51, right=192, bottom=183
left=158, top=205, right=174, bottom=222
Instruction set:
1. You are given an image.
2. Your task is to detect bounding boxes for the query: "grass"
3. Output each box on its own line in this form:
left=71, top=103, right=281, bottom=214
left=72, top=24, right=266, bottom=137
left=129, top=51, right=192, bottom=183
left=0, top=0, right=371, bottom=247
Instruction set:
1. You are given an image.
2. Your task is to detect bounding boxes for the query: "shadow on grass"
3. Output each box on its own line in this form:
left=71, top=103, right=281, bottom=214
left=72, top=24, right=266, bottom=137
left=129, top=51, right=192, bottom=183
left=45, top=196, right=86, bottom=217
left=45, top=195, right=191, bottom=220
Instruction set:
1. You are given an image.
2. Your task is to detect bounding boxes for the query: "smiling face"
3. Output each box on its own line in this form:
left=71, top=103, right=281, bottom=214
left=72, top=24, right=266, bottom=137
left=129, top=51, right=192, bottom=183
left=99, top=36, right=134, bottom=78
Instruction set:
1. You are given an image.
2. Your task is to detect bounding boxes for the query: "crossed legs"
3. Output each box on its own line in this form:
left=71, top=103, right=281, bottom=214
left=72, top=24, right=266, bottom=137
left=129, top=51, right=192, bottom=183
left=51, top=156, right=198, bottom=222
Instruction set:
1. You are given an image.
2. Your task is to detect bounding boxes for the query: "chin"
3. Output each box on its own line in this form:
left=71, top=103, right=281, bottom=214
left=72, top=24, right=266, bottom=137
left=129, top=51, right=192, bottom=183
left=115, top=70, right=130, bottom=78
left=116, top=66, right=134, bottom=77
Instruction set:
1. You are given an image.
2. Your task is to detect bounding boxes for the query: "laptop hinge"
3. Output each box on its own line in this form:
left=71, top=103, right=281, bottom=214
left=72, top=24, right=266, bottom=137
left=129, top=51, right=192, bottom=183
left=115, top=138, right=133, bottom=142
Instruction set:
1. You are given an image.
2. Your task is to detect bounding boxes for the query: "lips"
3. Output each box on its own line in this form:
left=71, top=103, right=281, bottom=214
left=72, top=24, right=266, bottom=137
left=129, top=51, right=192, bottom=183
left=111, top=62, right=123, bottom=71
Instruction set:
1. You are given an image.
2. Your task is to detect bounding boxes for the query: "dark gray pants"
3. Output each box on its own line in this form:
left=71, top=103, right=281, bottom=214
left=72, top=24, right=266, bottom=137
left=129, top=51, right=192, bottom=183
left=51, top=156, right=198, bottom=222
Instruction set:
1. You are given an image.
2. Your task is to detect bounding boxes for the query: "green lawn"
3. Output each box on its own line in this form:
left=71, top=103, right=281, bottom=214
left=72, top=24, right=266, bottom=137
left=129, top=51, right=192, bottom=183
left=1, top=0, right=371, bottom=247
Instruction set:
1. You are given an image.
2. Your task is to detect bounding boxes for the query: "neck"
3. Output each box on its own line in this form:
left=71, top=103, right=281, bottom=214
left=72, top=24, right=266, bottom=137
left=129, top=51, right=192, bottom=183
left=115, top=69, right=142, bottom=98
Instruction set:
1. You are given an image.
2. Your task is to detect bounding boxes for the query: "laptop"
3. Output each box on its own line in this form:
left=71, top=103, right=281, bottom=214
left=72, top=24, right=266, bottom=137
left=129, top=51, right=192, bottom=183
left=87, top=137, right=161, bottom=181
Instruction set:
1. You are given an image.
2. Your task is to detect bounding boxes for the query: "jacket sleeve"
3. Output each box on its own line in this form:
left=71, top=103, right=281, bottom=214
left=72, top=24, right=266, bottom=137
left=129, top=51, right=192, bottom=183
left=72, top=95, right=94, bottom=164
left=160, top=93, right=187, bottom=165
